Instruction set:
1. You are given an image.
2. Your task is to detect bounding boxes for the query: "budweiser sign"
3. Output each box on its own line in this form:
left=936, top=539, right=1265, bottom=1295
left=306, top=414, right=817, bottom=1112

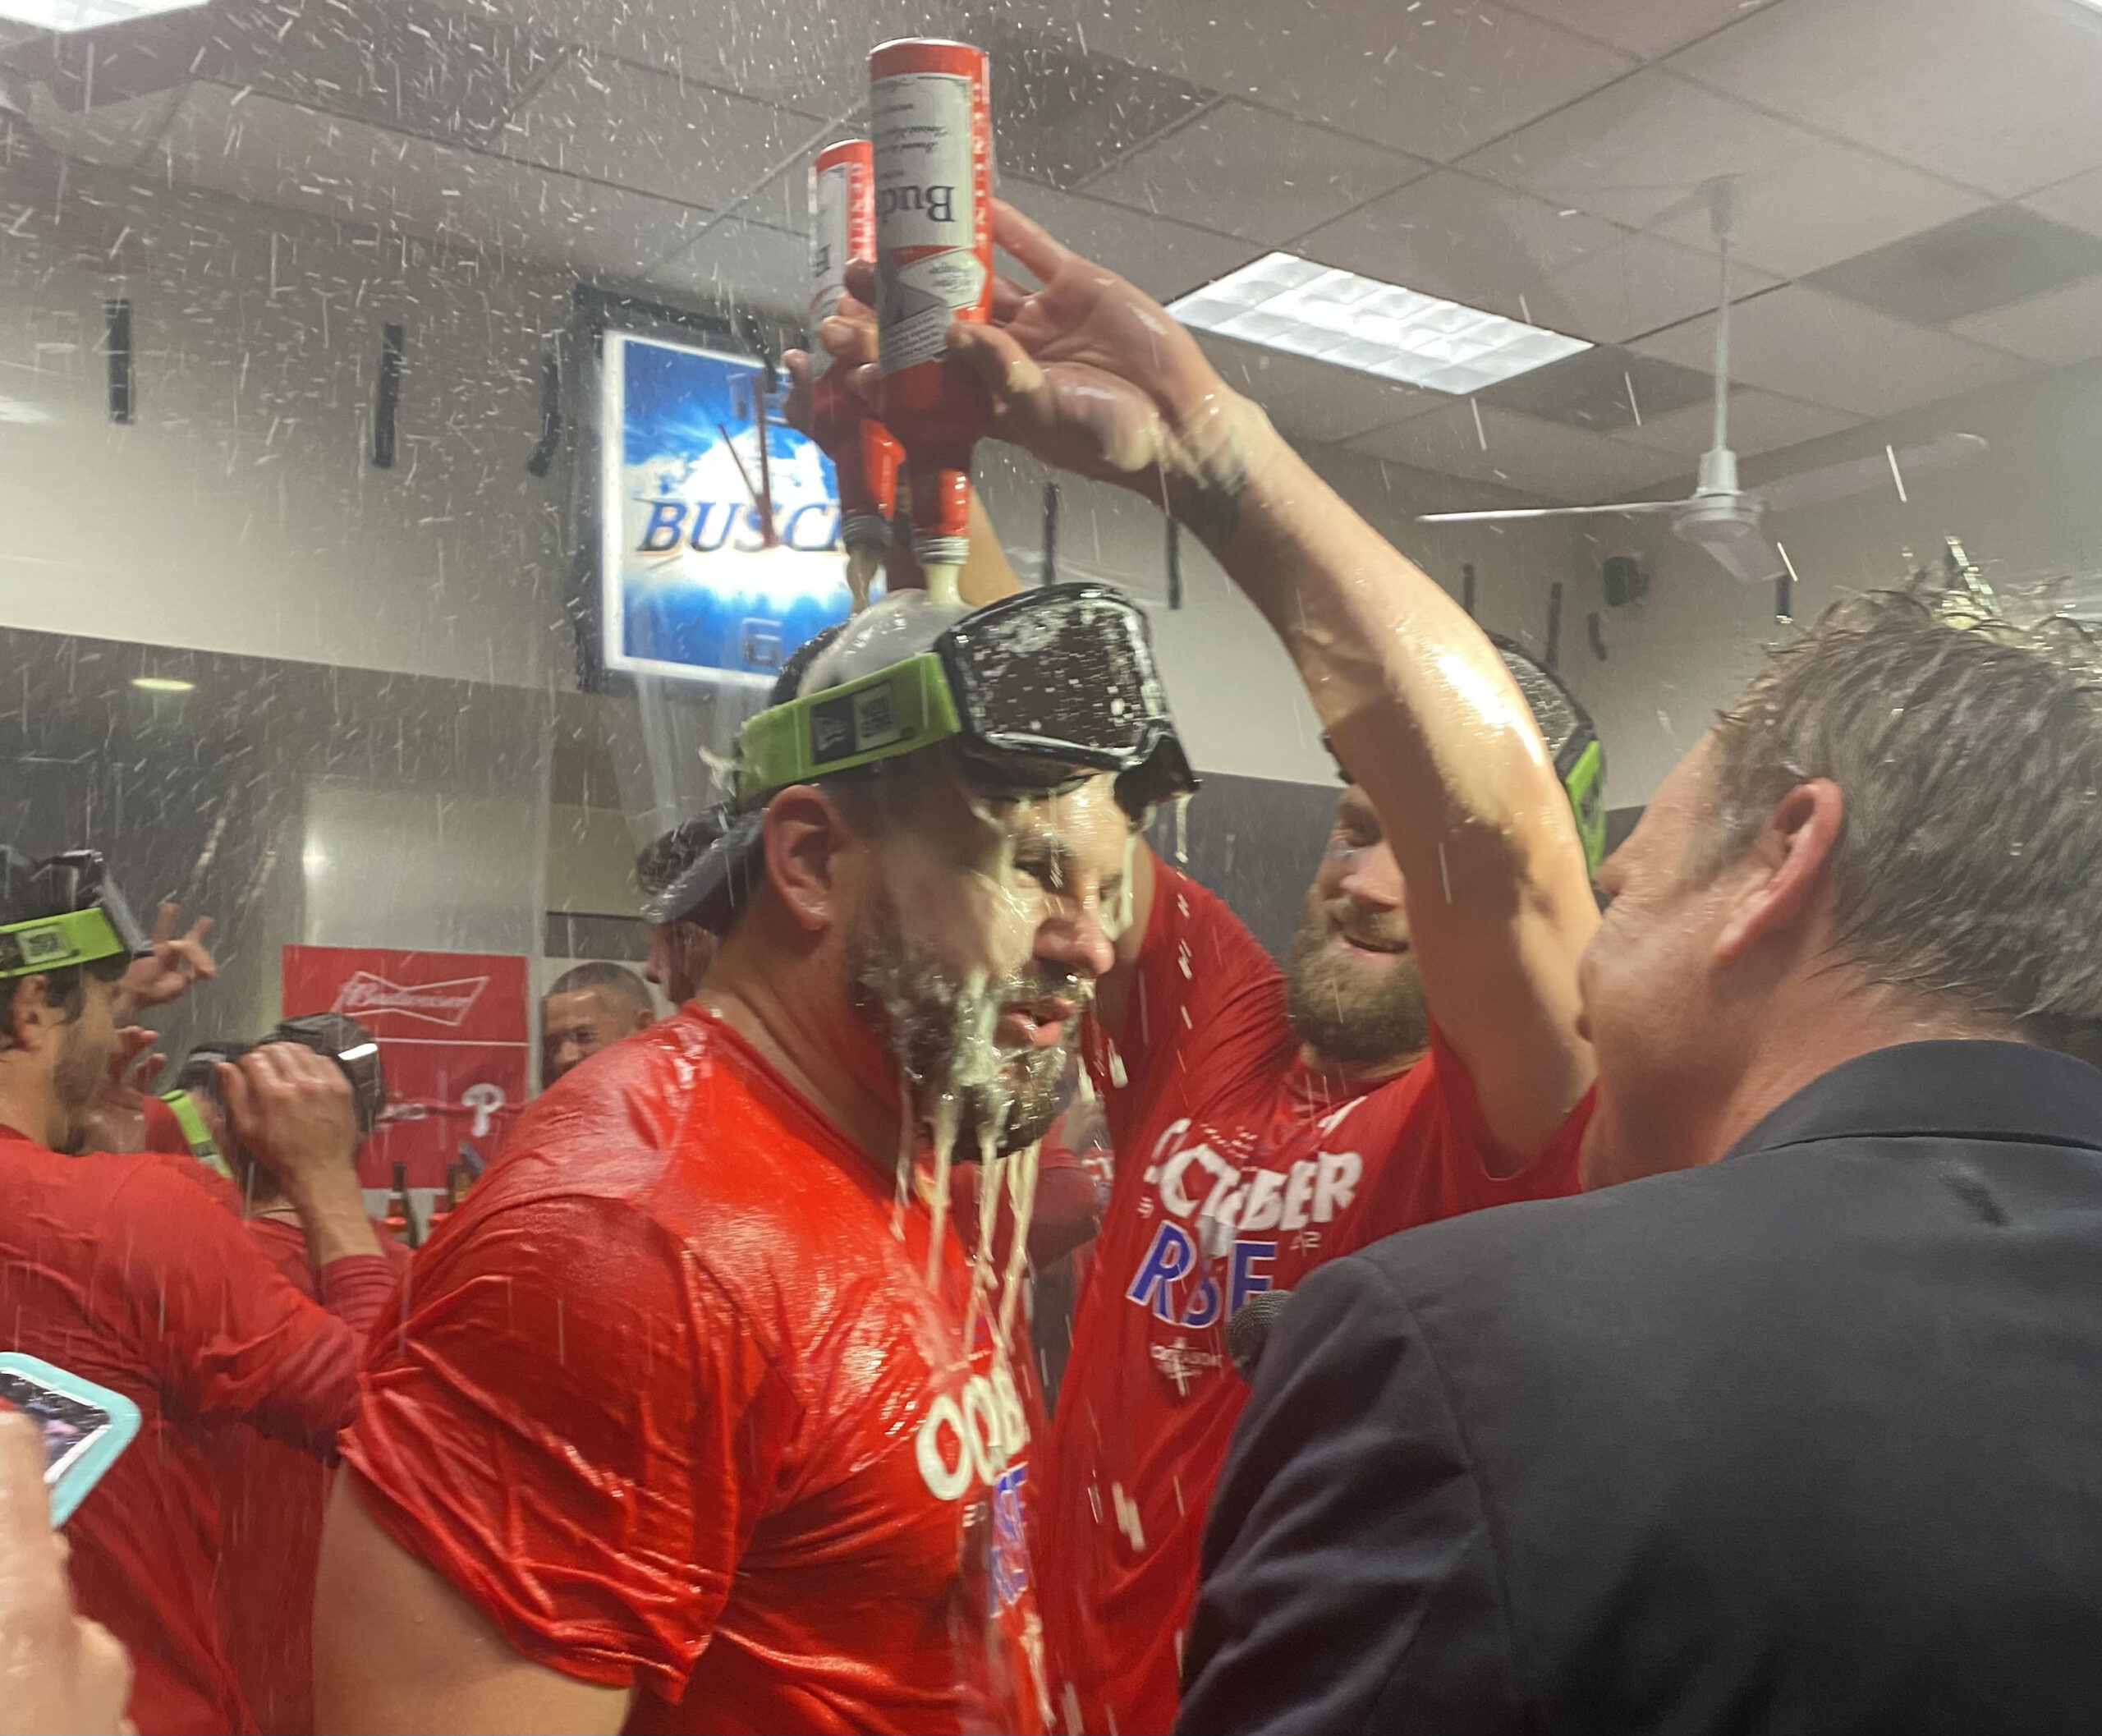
left=332, top=971, right=488, bottom=1028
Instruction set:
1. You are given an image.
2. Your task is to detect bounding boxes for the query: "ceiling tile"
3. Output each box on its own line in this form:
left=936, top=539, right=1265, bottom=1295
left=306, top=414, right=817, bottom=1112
left=649, top=217, right=807, bottom=314
left=19, top=86, right=182, bottom=172
left=2025, top=165, right=2102, bottom=241
left=1478, top=344, right=1714, bottom=433
left=1462, top=67, right=1983, bottom=277
left=152, top=84, right=710, bottom=282
left=999, top=182, right=1261, bottom=304
left=1523, top=227, right=1778, bottom=342
left=500, top=53, right=801, bottom=208
left=1806, top=204, right=2102, bottom=326
left=1196, top=332, right=1446, bottom=443
left=1613, top=387, right=1856, bottom=458
left=1497, top=0, right=1783, bottom=60
left=1297, top=171, right=1621, bottom=318
left=1949, top=277, right=2102, bottom=366
left=982, top=16, right=1214, bottom=191
left=1351, top=401, right=1682, bottom=503
left=415, top=0, right=883, bottom=117
left=1000, top=0, right=1636, bottom=163
left=1085, top=101, right=1428, bottom=247
left=1631, top=283, right=2027, bottom=416
left=1670, top=0, right=2102, bottom=198
left=229, top=0, right=560, bottom=146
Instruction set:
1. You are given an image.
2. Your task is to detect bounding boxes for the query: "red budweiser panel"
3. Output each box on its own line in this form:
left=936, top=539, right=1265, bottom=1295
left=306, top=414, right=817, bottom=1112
left=281, top=945, right=529, bottom=1045
left=281, top=946, right=531, bottom=1189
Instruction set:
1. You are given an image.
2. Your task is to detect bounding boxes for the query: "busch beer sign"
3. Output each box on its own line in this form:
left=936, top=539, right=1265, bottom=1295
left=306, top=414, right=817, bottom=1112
left=599, top=333, right=853, bottom=685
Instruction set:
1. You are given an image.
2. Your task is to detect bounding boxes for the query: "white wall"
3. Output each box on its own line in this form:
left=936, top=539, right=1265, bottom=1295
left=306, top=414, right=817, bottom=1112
left=0, top=185, right=573, bottom=691
left=1561, top=358, right=2102, bottom=806
left=973, top=441, right=1583, bottom=785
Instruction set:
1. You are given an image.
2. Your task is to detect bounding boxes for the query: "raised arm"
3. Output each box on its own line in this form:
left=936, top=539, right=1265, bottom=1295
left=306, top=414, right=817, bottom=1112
left=939, top=204, right=1596, bottom=1154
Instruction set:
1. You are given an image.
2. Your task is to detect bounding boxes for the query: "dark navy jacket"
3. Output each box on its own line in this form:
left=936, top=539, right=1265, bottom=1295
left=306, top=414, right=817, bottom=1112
left=1182, top=1041, right=2102, bottom=1736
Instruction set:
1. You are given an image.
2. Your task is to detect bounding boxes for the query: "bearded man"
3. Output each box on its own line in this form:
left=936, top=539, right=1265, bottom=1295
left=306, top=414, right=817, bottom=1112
left=314, top=583, right=1191, bottom=1736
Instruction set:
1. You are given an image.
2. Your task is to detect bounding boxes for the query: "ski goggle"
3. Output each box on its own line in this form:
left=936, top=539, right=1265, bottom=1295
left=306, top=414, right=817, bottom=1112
left=735, top=583, right=1196, bottom=815
left=0, top=851, right=153, bottom=981
left=649, top=585, right=1198, bottom=933
left=1321, top=636, right=1608, bottom=873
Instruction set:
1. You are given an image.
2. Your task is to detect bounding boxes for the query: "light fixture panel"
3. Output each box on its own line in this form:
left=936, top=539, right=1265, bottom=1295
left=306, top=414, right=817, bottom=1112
left=1169, top=251, right=1590, bottom=395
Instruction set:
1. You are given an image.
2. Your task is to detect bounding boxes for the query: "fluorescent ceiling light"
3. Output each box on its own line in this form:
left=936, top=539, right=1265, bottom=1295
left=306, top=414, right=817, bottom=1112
left=130, top=676, right=195, bottom=694
left=0, top=0, right=208, bottom=31
left=1168, top=252, right=1590, bottom=395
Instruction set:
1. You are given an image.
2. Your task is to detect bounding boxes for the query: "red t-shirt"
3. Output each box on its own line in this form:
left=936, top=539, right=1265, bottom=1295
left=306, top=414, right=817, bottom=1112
left=208, top=1218, right=412, bottom=1736
left=0, top=1127, right=399, bottom=1735
left=1043, top=864, right=1592, bottom=1735
left=340, top=1006, right=1053, bottom=1735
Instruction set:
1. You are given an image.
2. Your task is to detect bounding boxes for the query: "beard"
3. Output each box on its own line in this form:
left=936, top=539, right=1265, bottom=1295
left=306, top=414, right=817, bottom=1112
left=1285, top=893, right=1430, bottom=1068
left=847, top=889, right=1085, bottom=1156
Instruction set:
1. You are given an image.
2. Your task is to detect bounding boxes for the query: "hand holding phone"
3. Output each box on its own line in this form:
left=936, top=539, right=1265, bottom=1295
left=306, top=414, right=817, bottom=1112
left=0, top=1406, right=132, bottom=1734
left=0, top=1358, right=140, bottom=1529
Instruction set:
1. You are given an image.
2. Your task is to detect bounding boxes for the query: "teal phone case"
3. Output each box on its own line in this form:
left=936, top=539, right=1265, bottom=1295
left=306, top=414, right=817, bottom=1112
left=0, top=1353, right=144, bottom=1527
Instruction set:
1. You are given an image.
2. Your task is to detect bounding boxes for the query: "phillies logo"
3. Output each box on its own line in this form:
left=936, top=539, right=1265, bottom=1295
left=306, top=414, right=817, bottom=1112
left=332, top=971, right=487, bottom=1027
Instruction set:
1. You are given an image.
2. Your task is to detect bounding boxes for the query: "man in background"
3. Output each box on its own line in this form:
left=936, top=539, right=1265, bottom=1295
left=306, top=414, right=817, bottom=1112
left=0, top=843, right=397, bottom=1734
left=539, top=961, right=654, bottom=1086
left=1184, top=593, right=2102, bottom=1734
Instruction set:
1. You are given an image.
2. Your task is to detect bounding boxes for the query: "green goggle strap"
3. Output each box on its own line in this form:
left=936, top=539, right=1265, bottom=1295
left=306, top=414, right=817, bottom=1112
left=736, top=652, right=963, bottom=805
left=1563, top=737, right=1607, bottom=875
left=158, top=1090, right=235, bottom=1182
left=0, top=907, right=126, bottom=980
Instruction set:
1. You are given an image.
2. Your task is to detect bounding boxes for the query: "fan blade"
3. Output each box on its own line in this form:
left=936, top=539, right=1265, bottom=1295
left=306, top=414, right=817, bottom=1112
left=1759, top=432, right=1989, bottom=517
left=1418, top=501, right=1683, bottom=524
left=1704, top=534, right=1787, bottom=587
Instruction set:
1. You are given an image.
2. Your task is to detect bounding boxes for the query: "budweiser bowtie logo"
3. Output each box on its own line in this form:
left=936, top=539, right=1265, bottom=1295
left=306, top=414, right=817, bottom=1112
left=332, top=971, right=488, bottom=1027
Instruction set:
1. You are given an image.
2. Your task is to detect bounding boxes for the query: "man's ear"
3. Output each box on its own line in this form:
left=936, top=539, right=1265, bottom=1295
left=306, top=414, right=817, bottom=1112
left=761, top=786, right=853, bottom=934
left=1711, top=778, right=1845, bottom=969
left=3, top=976, right=56, bottom=1054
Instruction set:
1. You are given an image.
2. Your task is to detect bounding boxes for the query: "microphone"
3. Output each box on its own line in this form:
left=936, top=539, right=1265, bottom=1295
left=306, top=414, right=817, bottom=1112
left=1226, top=1289, right=1292, bottom=1381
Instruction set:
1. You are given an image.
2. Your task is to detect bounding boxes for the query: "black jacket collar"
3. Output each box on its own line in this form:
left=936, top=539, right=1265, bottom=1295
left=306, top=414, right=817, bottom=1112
left=1728, top=1040, right=2102, bottom=1160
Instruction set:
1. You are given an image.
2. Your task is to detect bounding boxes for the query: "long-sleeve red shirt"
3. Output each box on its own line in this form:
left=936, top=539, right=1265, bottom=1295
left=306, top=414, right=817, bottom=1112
left=205, top=1217, right=411, bottom=1736
left=0, top=1124, right=398, bottom=1734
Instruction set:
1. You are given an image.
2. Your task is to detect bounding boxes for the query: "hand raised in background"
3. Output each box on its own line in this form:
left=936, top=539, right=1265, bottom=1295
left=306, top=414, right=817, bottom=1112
left=119, top=903, right=215, bottom=1015
left=75, top=1027, right=164, bottom=1156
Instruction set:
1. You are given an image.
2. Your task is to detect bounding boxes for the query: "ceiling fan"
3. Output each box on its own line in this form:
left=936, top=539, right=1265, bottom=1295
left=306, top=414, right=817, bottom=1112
left=1417, top=177, right=1990, bottom=587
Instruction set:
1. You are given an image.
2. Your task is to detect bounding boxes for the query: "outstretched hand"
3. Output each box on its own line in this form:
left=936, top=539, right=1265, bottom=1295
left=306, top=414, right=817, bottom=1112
left=121, top=902, right=215, bottom=1013
left=787, top=203, right=1251, bottom=520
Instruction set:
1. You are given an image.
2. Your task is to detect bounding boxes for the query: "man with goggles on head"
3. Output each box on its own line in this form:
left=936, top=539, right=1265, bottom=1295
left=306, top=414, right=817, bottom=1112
left=0, top=844, right=402, bottom=1734
left=319, top=582, right=1190, bottom=1736
left=796, top=201, right=1604, bottom=1735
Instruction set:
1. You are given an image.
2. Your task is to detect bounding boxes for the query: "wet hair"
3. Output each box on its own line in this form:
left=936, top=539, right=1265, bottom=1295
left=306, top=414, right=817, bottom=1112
left=770, top=622, right=848, bottom=707
left=0, top=846, right=128, bottom=1050
left=1701, top=588, right=2102, bottom=1063
left=546, top=960, right=654, bottom=1018
left=636, top=817, right=728, bottom=900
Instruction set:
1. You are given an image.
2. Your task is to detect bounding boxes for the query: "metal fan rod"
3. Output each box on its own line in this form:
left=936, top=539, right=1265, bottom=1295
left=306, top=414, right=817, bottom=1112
left=1420, top=501, right=1683, bottom=523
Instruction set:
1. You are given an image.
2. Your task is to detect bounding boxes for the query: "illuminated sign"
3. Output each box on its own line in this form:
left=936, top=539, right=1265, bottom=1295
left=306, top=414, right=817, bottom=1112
left=599, top=331, right=851, bottom=684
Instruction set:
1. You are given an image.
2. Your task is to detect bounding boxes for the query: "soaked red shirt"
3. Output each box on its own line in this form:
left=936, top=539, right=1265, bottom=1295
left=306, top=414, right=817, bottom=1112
left=0, top=1126, right=399, bottom=1734
left=207, top=1218, right=411, bottom=1736
left=1044, top=864, right=1592, bottom=1735
left=341, top=1007, right=1053, bottom=1735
